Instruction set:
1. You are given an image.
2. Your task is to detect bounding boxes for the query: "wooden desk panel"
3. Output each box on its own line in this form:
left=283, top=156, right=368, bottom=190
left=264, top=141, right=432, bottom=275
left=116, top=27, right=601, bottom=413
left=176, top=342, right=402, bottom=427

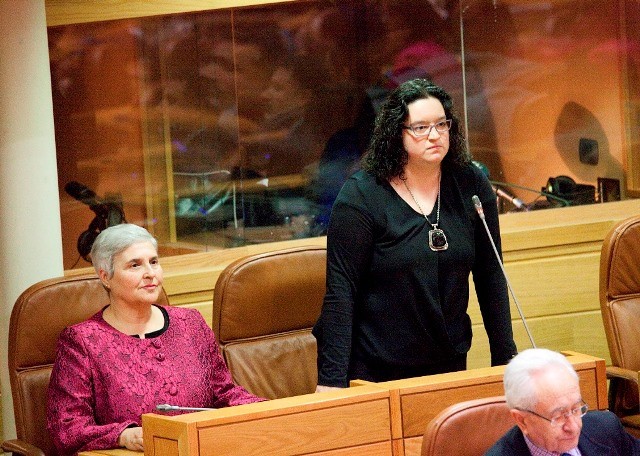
left=198, top=399, right=391, bottom=455
left=142, top=385, right=393, bottom=456
left=374, top=351, right=606, bottom=456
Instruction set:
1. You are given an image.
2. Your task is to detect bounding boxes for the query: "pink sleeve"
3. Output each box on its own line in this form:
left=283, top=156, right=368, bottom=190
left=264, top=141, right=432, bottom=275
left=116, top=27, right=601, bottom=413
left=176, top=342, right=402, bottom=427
left=47, top=327, right=137, bottom=455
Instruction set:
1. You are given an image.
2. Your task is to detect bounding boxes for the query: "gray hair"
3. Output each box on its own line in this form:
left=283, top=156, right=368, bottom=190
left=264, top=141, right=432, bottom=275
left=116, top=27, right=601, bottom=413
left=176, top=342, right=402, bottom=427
left=503, top=348, right=579, bottom=410
left=90, top=223, right=158, bottom=278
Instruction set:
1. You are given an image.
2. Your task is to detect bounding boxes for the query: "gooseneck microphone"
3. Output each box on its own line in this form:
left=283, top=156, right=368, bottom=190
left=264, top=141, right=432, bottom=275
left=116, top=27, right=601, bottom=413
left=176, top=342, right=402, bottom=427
left=471, top=161, right=525, bottom=209
left=471, top=161, right=571, bottom=208
left=156, top=404, right=216, bottom=412
left=494, top=187, right=525, bottom=209
left=489, top=179, right=571, bottom=207
left=472, top=195, right=537, bottom=348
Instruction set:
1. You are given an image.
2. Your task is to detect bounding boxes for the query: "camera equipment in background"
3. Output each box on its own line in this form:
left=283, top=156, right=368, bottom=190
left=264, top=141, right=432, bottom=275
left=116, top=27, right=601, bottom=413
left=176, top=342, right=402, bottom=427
left=65, top=181, right=127, bottom=261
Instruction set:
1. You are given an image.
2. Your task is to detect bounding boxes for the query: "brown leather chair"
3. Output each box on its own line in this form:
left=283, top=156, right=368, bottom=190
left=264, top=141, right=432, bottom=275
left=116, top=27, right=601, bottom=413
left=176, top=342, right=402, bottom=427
left=421, top=396, right=514, bottom=456
left=1, top=274, right=168, bottom=456
left=212, top=245, right=326, bottom=400
left=599, top=214, right=640, bottom=437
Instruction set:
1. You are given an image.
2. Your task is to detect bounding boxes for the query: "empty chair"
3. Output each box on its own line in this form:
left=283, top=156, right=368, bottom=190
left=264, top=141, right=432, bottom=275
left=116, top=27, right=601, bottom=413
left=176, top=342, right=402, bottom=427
left=212, top=245, right=326, bottom=399
left=599, top=214, right=640, bottom=437
left=421, top=396, right=514, bottom=456
left=1, top=274, right=168, bottom=456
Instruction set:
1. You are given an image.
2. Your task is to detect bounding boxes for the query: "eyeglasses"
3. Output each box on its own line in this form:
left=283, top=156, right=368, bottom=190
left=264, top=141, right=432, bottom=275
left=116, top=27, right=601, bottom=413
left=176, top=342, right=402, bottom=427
left=516, top=401, right=588, bottom=427
left=402, top=119, right=452, bottom=137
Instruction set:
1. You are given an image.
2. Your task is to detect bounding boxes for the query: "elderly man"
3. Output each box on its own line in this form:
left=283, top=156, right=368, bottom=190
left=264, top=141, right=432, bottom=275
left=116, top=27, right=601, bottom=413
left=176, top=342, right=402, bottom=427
left=486, top=348, right=640, bottom=455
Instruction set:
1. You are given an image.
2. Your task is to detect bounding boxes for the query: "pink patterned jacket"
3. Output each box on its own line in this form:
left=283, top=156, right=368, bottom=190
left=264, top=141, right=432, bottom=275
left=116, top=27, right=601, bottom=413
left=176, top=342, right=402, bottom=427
left=47, top=305, right=262, bottom=455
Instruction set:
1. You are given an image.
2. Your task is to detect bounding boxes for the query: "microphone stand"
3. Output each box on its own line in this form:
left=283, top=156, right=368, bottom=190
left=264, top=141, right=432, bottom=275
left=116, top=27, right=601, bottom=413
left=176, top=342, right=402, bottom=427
left=489, top=180, right=571, bottom=207
left=472, top=195, right=537, bottom=348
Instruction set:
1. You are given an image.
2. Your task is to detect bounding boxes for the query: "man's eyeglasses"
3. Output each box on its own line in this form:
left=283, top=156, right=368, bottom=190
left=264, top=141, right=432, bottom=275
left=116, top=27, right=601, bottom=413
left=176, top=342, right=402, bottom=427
left=402, top=119, right=452, bottom=137
left=516, top=401, right=588, bottom=427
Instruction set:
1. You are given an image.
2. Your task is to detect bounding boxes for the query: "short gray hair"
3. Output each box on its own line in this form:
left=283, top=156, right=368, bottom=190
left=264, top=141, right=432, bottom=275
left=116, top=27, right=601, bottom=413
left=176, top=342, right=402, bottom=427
left=90, top=223, right=158, bottom=278
left=503, top=348, right=578, bottom=410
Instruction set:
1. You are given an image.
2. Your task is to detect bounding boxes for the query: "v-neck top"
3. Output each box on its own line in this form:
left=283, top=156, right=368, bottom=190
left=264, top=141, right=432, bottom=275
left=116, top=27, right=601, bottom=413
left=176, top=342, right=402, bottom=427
left=313, top=163, right=517, bottom=387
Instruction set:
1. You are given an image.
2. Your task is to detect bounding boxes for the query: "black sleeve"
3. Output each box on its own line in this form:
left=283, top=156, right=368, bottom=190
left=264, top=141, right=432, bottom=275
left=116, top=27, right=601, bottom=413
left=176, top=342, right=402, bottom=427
left=313, top=179, right=375, bottom=387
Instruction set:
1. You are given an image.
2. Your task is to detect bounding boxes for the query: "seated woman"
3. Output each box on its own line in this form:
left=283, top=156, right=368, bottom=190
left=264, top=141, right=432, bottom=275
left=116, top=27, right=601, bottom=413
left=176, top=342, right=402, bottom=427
left=47, top=224, right=263, bottom=455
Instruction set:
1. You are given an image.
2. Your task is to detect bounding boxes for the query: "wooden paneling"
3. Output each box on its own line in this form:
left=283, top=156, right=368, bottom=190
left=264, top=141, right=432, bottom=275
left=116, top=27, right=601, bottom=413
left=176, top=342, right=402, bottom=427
left=464, top=199, right=640, bottom=368
left=46, top=0, right=297, bottom=26
left=142, top=385, right=393, bottom=456
left=384, top=354, right=603, bottom=440
left=468, top=311, right=608, bottom=369
left=197, top=400, right=391, bottom=455
left=378, top=351, right=606, bottom=455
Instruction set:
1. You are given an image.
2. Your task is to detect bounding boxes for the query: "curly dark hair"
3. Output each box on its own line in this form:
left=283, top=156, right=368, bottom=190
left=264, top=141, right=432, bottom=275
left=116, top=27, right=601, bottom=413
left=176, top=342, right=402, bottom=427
left=362, top=78, right=471, bottom=180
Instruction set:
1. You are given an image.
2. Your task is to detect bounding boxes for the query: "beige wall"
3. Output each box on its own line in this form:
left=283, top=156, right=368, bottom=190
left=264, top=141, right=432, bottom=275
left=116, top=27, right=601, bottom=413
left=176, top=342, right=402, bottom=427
left=0, top=0, right=63, bottom=444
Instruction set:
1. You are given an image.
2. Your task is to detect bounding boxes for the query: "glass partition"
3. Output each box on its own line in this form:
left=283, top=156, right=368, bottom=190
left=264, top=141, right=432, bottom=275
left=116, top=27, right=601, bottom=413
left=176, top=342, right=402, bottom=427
left=49, top=0, right=638, bottom=269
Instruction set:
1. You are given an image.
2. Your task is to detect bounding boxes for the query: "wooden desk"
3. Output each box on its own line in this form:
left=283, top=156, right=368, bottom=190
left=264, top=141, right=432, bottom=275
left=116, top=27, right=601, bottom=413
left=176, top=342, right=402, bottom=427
left=142, top=384, right=392, bottom=456
left=105, top=351, right=605, bottom=456
left=372, top=350, right=607, bottom=456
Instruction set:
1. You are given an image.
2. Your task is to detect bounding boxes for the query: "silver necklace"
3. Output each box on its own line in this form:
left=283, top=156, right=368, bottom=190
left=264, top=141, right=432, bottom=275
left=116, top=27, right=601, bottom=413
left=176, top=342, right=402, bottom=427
left=402, top=175, right=448, bottom=251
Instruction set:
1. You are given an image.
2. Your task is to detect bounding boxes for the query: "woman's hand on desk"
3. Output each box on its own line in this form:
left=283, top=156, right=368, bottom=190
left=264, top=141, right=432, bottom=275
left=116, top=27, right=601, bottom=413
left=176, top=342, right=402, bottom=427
left=315, top=385, right=343, bottom=393
left=119, top=427, right=143, bottom=452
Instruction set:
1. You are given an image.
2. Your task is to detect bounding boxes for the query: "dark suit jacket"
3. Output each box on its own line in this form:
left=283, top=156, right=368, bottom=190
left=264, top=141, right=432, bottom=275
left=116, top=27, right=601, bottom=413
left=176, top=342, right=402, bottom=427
left=485, top=410, right=640, bottom=455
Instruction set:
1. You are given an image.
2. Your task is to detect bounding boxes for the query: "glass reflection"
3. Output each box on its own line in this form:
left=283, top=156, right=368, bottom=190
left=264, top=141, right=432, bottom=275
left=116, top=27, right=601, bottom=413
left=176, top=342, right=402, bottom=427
left=49, top=0, right=636, bottom=269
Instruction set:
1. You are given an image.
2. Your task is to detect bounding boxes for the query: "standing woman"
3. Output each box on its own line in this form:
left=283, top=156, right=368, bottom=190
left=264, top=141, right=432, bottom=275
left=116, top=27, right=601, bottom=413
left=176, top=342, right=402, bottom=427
left=313, top=79, right=517, bottom=390
left=47, top=224, right=262, bottom=455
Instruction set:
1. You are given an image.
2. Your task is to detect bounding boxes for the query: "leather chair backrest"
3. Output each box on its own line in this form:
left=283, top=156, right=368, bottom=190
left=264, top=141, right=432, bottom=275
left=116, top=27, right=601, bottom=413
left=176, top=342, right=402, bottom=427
left=212, top=246, right=326, bottom=399
left=599, top=214, right=640, bottom=413
left=421, top=396, right=513, bottom=456
left=600, top=214, right=640, bottom=369
left=8, top=274, right=168, bottom=455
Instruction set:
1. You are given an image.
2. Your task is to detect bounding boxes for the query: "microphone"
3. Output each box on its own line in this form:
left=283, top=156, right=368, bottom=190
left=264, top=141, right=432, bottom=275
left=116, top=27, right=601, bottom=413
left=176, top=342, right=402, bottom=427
left=494, top=187, right=525, bottom=210
left=156, top=404, right=216, bottom=412
left=472, top=195, right=536, bottom=348
left=490, top=179, right=571, bottom=207
left=471, top=160, right=570, bottom=208
left=471, top=161, right=525, bottom=209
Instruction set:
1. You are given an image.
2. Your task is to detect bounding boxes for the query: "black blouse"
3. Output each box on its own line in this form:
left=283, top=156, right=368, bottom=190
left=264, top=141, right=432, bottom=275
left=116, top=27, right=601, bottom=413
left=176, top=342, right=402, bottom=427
left=313, top=163, right=517, bottom=387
